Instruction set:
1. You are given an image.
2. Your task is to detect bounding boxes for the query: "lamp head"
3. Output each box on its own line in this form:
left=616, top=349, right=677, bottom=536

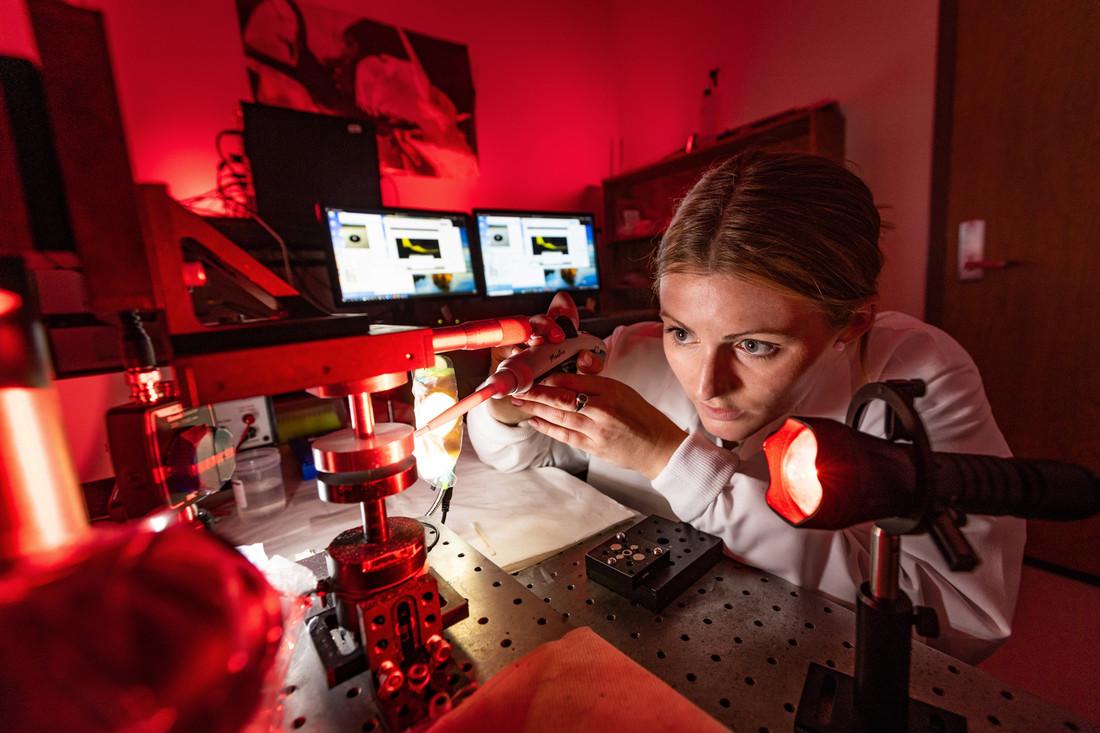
left=763, top=417, right=921, bottom=530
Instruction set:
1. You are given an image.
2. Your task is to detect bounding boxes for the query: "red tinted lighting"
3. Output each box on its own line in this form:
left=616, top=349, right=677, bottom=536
left=764, top=418, right=824, bottom=525
left=182, top=261, right=208, bottom=288
left=0, top=290, right=22, bottom=316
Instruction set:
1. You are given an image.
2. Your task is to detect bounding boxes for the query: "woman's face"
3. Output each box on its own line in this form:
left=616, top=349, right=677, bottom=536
left=659, top=272, right=844, bottom=443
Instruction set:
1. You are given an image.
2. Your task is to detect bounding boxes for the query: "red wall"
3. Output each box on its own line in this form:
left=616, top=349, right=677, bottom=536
left=3, top=0, right=938, bottom=315
left=607, top=0, right=939, bottom=317
left=2, top=0, right=619, bottom=213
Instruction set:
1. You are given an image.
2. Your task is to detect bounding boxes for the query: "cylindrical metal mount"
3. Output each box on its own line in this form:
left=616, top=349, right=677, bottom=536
left=348, top=392, right=375, bottom=437
left=307, top=371, right=408, bottom=400
left=315, top=457, right=419, bottom=504
left=869, top=524, right=900, bottom=600
left=854, top=581, right=914, bottom=731
left=312, top=423, right=414, bottom=474
left=326, top=518, right=427, bottom=631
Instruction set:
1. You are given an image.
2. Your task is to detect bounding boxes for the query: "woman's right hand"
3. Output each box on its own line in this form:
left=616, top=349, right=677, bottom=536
left=485, top=292, right=604, bottom=425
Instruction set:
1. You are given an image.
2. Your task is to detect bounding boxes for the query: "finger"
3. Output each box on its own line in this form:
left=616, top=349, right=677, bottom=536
left=526, top=416, right=591, bottom=451
left=512, top=384, right=594, bottom=413
left=577, top=350, right=605, bottom=375
left=547, top=291, right=580, bottom=328
left=510, top=395, right=593, bottom=432
left=490, top=342, right=527, bottom=370
left=539, top=372, right=610, bottom=393
left=529, top=314, right=566, bottom=343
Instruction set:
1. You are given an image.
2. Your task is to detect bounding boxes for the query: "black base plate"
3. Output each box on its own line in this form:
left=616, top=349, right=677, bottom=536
left=795, top=663, right=968, bottom=732
left=585, top=515, right=724, bottom=611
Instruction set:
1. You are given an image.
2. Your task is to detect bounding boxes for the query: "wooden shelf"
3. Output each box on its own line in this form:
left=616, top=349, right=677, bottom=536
left=598, top=101, right=844, bottom=312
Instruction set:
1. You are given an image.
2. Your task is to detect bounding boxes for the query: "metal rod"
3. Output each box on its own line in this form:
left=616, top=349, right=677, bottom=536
left=348, top=392, right=374, bottom=437
left=361, top=498, right=388, bottom=544
left=869, top=525, right=900, bottom=600
left=1, top=290, right=89, bottom=560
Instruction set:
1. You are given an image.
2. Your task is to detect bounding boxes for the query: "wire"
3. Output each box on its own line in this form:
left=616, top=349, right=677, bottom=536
left=245, top=208, right=294, bottom=286
left=176, top=127, right=337, bottom=315
left=235, top=414, right=257, bottom=452
left=419, top=519, right=441, bottom=553
left=423, top=483, right=445, bottom=519
left=440, top=486, right=453, bottom=525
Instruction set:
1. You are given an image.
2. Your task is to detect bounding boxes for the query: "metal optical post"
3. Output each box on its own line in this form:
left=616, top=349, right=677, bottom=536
left=796, top=381, right=965, bottom=732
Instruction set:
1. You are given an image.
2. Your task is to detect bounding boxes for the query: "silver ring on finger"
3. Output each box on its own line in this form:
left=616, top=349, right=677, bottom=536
left=574, top=392, right=589, bottom=412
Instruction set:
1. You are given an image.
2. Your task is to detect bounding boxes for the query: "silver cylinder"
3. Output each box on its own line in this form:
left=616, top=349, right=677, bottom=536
left=869, top=525, right=900, bottom=600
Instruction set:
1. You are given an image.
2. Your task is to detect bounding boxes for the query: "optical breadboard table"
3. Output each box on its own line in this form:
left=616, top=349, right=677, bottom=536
left=281, top=521, right=1096, bottom=732
left=510, top=519, right=1096, bottom=732
left=280, top=523, right=576, bottom=732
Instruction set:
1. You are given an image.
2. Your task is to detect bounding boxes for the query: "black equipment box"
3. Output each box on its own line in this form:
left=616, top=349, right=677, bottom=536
left=242, top=102, right=382, bottom=235
left=585, top=515, right=724, bottom=611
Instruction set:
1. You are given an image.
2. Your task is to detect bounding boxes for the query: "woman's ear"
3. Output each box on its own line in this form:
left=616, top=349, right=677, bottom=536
left=835, top=300, right=877, bottom=349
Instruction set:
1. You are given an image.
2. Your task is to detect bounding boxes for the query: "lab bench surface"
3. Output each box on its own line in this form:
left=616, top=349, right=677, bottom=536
left=279, top=517, right=1096, bottom=732
left=507, top=521, right=1097, bottom=733
left=213, top=453, right=1094, bottom=731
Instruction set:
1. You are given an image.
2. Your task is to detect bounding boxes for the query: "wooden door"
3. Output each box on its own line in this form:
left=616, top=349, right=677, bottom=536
left=926, top=1, right=1100, bottom=576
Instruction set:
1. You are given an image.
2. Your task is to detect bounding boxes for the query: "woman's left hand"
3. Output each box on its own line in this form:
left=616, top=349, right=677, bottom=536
left=510, top=373, right=688, bottom=481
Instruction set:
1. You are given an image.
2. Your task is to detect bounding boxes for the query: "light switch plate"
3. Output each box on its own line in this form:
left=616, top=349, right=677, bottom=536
left=957, top=219, right=986, bottom=281
left=213, top=396, right=276, bottom=451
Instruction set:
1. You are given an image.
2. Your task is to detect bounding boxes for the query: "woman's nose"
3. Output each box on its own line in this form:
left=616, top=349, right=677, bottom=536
left=697, top=349, right=734, bottom=402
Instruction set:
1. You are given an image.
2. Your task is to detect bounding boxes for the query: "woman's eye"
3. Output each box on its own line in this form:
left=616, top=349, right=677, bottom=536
left=665, top=327, right=691, bottom=343
left=738, top=339, right=778, bottom=357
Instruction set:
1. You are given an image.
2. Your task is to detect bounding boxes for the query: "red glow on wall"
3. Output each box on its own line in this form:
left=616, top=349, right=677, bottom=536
left=182, top=261, right=208, bottom=288
left=0, top=289, right=22, bottom=317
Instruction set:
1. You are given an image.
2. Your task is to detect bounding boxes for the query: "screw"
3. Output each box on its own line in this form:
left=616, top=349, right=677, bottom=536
left=378, top=660, right=405, bottom=693
left=652, top=547, right=663, bottom=556
left=426, top=634, right=452, bottom=666
left=607, top=557, right=617, bottom=565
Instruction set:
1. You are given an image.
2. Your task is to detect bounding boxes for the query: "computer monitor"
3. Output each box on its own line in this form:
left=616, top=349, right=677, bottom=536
left=322, top=207, right=479, bottom=306
left=474, top=210, right=600, bottom=297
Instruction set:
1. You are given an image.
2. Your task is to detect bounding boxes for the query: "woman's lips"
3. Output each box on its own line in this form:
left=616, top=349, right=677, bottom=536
left=699, top=403, right=744, bottom=421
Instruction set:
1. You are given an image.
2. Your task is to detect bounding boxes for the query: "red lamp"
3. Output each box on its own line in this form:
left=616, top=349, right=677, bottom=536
left=761, top=380, right=1100, bottom=733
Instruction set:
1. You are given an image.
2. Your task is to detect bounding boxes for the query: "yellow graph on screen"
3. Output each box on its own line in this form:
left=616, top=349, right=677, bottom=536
left=534, top=236, right=566, bottom=252
left=399, top=237, right=441, bottom=257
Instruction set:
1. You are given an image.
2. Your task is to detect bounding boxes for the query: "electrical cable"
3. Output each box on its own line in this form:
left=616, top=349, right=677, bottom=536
left=177, top=127, right=335, bottom=315
left=440, top=485, right=453, bottom=525
left=419, top=519, right=440, bottom=553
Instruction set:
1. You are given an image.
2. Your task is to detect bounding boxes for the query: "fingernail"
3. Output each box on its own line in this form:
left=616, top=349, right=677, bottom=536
left=510, top=398, right=524, bottom=406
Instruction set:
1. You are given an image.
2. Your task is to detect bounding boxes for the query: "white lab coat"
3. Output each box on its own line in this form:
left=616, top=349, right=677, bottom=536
left=468, top=311, right=1025, bottom=663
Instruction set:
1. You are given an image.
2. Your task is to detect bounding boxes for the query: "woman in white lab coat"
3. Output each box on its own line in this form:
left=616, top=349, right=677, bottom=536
left=467, top=149, right=1024, bottom=664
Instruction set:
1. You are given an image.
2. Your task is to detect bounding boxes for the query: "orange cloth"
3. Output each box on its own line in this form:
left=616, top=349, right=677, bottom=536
left=426, top=627, right=729, bottom=732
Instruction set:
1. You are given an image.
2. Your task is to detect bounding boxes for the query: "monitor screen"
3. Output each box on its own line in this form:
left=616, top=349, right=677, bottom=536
left=474, top=211, right=599, bottom=297
left=323, top=207, right=479, bottom=304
